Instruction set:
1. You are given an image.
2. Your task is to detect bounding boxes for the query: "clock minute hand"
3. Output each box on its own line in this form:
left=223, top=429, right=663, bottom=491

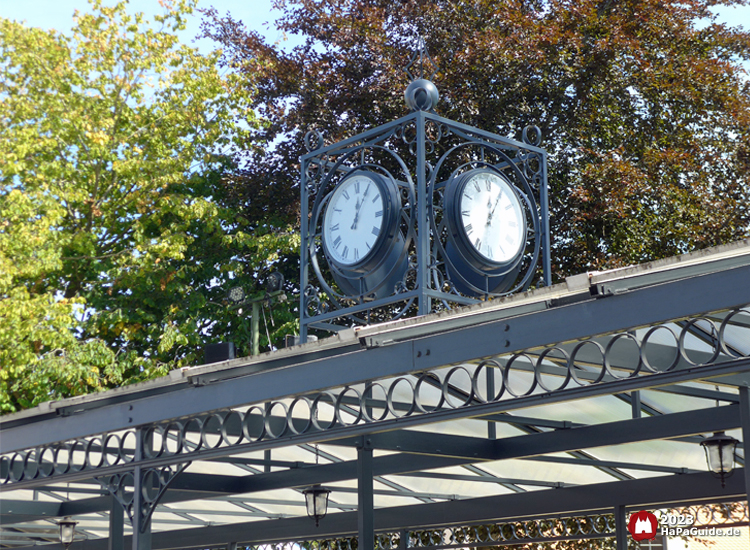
left=351, top=196, right=367, bottom=229
left=487, top=190, right=504, bottom=224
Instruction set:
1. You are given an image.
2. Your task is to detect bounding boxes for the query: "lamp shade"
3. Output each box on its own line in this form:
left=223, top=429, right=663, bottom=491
left=302, top=485, right=331, bottom=526
left=700, top=431, right=738, bottom=486
left=58, top=518, right=77, bottom=548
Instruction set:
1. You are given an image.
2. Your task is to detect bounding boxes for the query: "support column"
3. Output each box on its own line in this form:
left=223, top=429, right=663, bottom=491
left=614, top=505, right=627, bottom=550
left=358, top=438, right=374, bottom=550
left=108, top=496, right=124, bottom=550
left=131, top=429, right=152, bottom=550
left=631, top=391, right=641, bottom=419
left=739, top=386, right=750, bottom=507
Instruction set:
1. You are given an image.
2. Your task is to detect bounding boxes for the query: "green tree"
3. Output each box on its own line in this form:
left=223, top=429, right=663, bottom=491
left=0, top=0, right=298, bottom=414
left=202, top=0, right=750, bottom=277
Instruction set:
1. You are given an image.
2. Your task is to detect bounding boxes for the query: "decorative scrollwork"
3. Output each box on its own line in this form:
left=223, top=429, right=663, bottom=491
left=96, top=463, right=190, bottom=532
left=304, top=129, right=325, bottom=152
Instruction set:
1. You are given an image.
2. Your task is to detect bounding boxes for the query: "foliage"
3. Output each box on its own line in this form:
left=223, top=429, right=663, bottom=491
left=0, top=0, right=297, bottom=414
left=202, top=0, right=750, bottom=278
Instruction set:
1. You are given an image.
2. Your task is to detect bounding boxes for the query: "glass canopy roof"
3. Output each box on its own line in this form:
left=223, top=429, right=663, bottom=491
left=2, top=239, right=750, bottom=550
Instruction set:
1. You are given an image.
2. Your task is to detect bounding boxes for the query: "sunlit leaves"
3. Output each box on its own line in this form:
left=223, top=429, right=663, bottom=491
left=0, top=0, right=273, bottom=413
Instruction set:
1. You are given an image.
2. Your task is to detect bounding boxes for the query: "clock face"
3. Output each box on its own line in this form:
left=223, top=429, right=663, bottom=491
left=323, top=173, right=387, bottom=267
left=457, top=171, right=526, bottom=264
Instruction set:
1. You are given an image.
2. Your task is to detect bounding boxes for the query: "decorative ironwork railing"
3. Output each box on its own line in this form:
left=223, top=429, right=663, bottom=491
left=206, top=502, right=749, bottom=550
left=2, top=306, right=749, bottom=490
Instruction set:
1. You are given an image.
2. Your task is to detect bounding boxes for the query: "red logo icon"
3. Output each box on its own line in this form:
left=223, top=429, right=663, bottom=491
left=628, top=510, right=658, bottom=541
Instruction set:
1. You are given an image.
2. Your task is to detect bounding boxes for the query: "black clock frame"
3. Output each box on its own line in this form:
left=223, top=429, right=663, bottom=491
left=444, top=167, right=528, bottom=270
left=321, top=170, right=402, bottom=274
left=308, top=163, right=412, bottom=304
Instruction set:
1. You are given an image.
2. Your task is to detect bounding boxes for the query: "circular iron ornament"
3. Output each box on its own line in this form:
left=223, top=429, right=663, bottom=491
left=201, top=413, right=225, bottom=450
left=720, top=308, right=750, bottom=358
left=164, top=422, right=184, bottom=456
left=679, top=316, right=721, bottom=366
left=222, top=411, right=244, bottom=446
left=103, top=433, right=122, bottom=466
left=143, top=426, right=165, bottom=459
left=442, top=367, right=474, bottom=407
left=311, top=392, right=338, bottom=431
left=535, top=347, right=572, bottom=393
left=361, top=382, right=389, bottom=422
left=603, top=333, right=643, bottom=379
left=119, top=472, right=135, bottom=506
left=522, top=125, right=542, bottom=147
left=568, top=341, right=607, bottom=386
left=23, top=452, right=38, bottom=480
left=242, top=405, right=267, bottom=442
left=265, top=402, right=290, bottom=438
left=53, top=444, right=71, bottom=475
left=472, top=360, right=505, bottom=403
left=640, top=325, right=681, bottom=373
left=180, top=418, right=204, bottom=452
left=287, top=396, right=313, bottom=435
left=503, top=354, right=538, bottom=397
left=304, top=130, right=324, bottom=152
left=142, top=469, right=161, bottom=503
left=85, top=437, right=105, bottom=469
left=37, top=446, right=55, bottom=478
left=69, top=439, right=86, bottom=472
left=335, top=387, right=363, bottom=427
left=387, top=377, right=416, bottom=418
left=414, top=372, right=445, bottom=413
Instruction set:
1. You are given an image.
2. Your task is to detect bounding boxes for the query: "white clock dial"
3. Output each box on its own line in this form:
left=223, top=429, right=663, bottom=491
left=323, top=173, right=386, bottom=267
left=459, top=171, right=525, bottom=263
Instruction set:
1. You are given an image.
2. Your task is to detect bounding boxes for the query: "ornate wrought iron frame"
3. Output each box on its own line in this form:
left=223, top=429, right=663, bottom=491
left=300, top=111, right=551, bottom=340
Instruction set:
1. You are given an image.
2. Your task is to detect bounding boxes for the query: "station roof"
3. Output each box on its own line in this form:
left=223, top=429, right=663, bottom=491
left=2, top=238, right=750, bottom=549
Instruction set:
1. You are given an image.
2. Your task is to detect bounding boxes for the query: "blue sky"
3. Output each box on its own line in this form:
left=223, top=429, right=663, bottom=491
left=2, top=0, right=749, bottom=57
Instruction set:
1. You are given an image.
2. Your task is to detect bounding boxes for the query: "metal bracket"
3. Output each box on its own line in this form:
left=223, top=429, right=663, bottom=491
left=96, top=462, right=190, bottom=533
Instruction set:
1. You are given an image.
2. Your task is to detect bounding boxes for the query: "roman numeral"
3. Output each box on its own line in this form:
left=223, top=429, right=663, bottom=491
left=372, top=193, right=380, bottom=203
left=465, top=223, right=473, bottom=235
left=462, top=210, right=470, bottom=217
left=506, top=234, right=515, bottom=244
left=333, top=236, right=342, bottom=249
left=504, top=203, right=513, bottom=210
left=371, top=226, right=379, bottom=236
left=375, top=210, right=383, bottom=217
left=486, top=179, right=491, bottom=191
left=487, top=248, right=493, bottom=259
left=355, top=181, right=360, bottom=193
left=354, top=248, right=359, bottom=260
left=473, top=181, right=480, bottom=192
left=342, top=246, right=349, bottom=258
left=342, top=190, right=350, bottom=200
left=475, top=238, right=481, bottom=249
left=464, top=192, right=472, bottom=200
left=330, top=223, right=340, bottom=231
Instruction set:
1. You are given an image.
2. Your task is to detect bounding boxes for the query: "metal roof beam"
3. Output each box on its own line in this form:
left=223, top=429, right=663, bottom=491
left=15, top=471, right=746, bottom=550
left=3, top=262, right=749, bottom=454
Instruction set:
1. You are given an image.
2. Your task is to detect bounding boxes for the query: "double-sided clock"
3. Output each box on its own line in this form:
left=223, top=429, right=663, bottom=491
left=444, top=168, right=527, bottom=294
left=321, top=170, right=408, bottom=298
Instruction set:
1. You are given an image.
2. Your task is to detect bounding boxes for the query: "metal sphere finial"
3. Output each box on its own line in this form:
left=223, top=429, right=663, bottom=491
left=404, top=79, right=439, bottom=112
